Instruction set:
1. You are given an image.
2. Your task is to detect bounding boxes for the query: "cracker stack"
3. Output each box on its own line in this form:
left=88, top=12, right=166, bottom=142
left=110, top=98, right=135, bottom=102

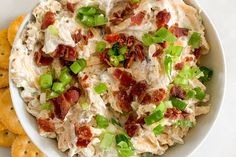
left=0, top=16, right=45, bottom=157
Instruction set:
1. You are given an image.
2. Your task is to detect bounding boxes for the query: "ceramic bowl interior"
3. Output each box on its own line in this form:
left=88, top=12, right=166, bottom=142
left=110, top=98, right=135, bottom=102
left=9, top=0, right=225, bottom=157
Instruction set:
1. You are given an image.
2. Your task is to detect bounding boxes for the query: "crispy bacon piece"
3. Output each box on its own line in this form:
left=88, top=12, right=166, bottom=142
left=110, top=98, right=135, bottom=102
left=193, top=48, right=201, bottom=59
left=80, top=75, right=89, bottom=88
left=67, top=2, right=75, bottom=13
left=152, top=88, right=166, bottom=103
left=124, top=51, right=135, bottom=68
left=75, top=126, right=92, bottom=148
left=72, top=29, right=83, bottom=43
left=37, top=118, right=55, bottom=132
left=131, top=12, right=145, bottom=25
left=170, top=86, right=186, bottom=100
left=104, top=26, right=112, bottom=34
left=113, top=69, right=136, bottom=87
left=105, top=34, right=120, bottom=43
left=41, top=11, right=55, bottom=30
left=118, top=33, right=127, bottom=45
left=175, top=62, right=184, bottom=70
left=170, top=24, right=189, bottom=38
left=34, top=50, right=53, bottom=66
left=52, top=88, right=80, bottom=120
left=134, top=44, right=145, bottom=61
left=185, top=56, right=194, bottom=62
left=130, top=81, right=148, bottom=98
left=114, top=89, right=133, bottom=113
left=99, top=48, right=113, bottom=67
left=164, top=108, right=188, bottom=120
left=127, top=36, right=135, bottom=48
left=53, top=44, right=78, bottom=61
left=156, top=9, right=171, bottom=28
left=141, top=93, right=152, bottom=104
left=124, top=115, right=139, bottom=137
left=152, top=48, right=164, bottom=58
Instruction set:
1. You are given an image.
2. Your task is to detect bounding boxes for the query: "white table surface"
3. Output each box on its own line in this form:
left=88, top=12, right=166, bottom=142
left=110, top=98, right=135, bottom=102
left=0, top=0, right=235, bottom=156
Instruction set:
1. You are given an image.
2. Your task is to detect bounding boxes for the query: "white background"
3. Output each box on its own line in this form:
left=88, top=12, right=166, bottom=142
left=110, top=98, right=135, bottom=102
left=0, top=0, right=235, bottom=156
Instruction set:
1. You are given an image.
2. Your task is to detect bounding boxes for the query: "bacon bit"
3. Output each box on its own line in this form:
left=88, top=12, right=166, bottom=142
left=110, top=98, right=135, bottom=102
left=185, top=56, right=194, bottom=62
left=53, top=45, right=78, bottom=61
left=52, top=94, right=71, bottom=120
left=41, top=11, right=55, bottom=30
left=152, top=88, right=166, bottom=103
left=104, top=26, right=112, bottom=34
left=99, top=48, right=113, bottom=67
left=175, top=62, right=184, bottom=70
left=114, top=89, right=133, bottom=113
left=80, top=75, right=89, bottom=88
left=105, top=34, right=120, bottom=43
left=64, top=88, right=80, bottom=104
left=37, top=118, right=55, bottom=132
left=159, top=42, right=167, bottom=49
left=156, top=9, right=171, bottom=29
left=131, top=12, right=145, bottom=25
left=124, top=51, right=135, bottom=68
left=72, top=29, right=83, bottom=43
left=141, top=93, right=152, bottom=104
left=34, top=50, right=53, bottom=66
left=152, top=48, right=164, bottom=58
left=67, top=2, right=75, bottom=13
left=127, top=2, right=140, bottom=10
left=118, top=33, right=127, bottom=45
left=136, top=116, right=145, bottom=126
left=127, top=36, right=135, bottom=48
left=170, top=86, right=186, bottom=100
left=113, top=69, right=136, bottom=87
left=193, top=48, right=201, bottom=59
left=124, top=115, right=139, bottom=137
left=87, top=29, right=94, bottom=39
left=110, top=18, right=124, bottom=25
left=130, top=81, right=148, bottom=98
left=135, top=44, right=145, bottom=62
left=75, top=126, right=92, bottom=148
left=165, top=108, right=183, bottom=119
left=170, top=24, right=189, bottom=38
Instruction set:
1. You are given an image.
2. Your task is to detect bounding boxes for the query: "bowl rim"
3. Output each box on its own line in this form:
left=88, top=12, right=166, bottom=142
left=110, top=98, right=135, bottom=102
left=8, top=0, right=226, bottom=156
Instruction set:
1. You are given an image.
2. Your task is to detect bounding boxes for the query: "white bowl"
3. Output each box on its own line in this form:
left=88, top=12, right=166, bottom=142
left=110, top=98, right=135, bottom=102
left=9, top=0, right=226, bottom=157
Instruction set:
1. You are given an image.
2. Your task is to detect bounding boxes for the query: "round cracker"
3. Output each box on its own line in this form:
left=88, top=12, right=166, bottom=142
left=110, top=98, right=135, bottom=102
left=11, top=135, right=45, bottom=157
left=0, top=129, right=16, bottom=147
left=8, top=15, right=25, bottom=46
left=0, top=69, right=9, bottom=88
left=0, top=89, right=25, bottom=135
left=0, top=29, right=11, bottom=69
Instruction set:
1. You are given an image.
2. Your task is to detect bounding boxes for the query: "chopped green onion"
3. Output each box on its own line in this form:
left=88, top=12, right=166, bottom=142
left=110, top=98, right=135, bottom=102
left=117, top=54, right=125, bottom=62
left=96, top=115, right=109, bottom=128
left=170, top=97, right=188, bottom=111
left=112, top=42, right=120, bottom=55
left=174, top=76, right=189, bottom=86
left=94, top=83, right=108, bottom=94
left=144, top=110, right=164, bottom=125
left=108, top=49, right=115, bottom=56
left=96, top=41, right=106, bottom=53
left=115, top=134, right=134, bottom=157
left=100, top=132, right=114, bottom=149
left=59, top=71, right=72, bottom=86
left=40, top=102, right=53, bottom=111
left=178, top=65, right=203, bottom=79
left=39, top=73, right=53, bottom=89
left=155, top=27, right=177, bottom=43
left=188, top=32, right=201, bottom=48
left=175, top=120, right=193, bottom=128
left=164, top=55, right=173, bottom=79
left=142, top=34, right=154, bottom=46
left=199, top=66, right=213, bottom=83
left=166, top=45, right=183, bottom=57
left=119, top=46, right=128, bottom=55
left=52, top=82, right=65, bottom=94
left=156, top=102, right=167, bottom=113
left=48, top=25, right=59, bottom=36
left=94, top=14, right=107, bottom=26
left=111, top=118, right=121, bottom=126
left=193, top=87, right=206, bottom=101
left=110, top=56, right=120, bottom=66
left=70, top=59, right=87, bottom=74
left=131, top=0, right=140, bottom=3
left=153, top=124, right=164, bottom=135
left=78, top=7, right=97, bottom=16
left=61, top=66, right=70, bottom=74
left=46, top=91, right=59, bottom=100
left=186, top=90, right=196, bottom=99
left=81, top=15, right=95, bottom=27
